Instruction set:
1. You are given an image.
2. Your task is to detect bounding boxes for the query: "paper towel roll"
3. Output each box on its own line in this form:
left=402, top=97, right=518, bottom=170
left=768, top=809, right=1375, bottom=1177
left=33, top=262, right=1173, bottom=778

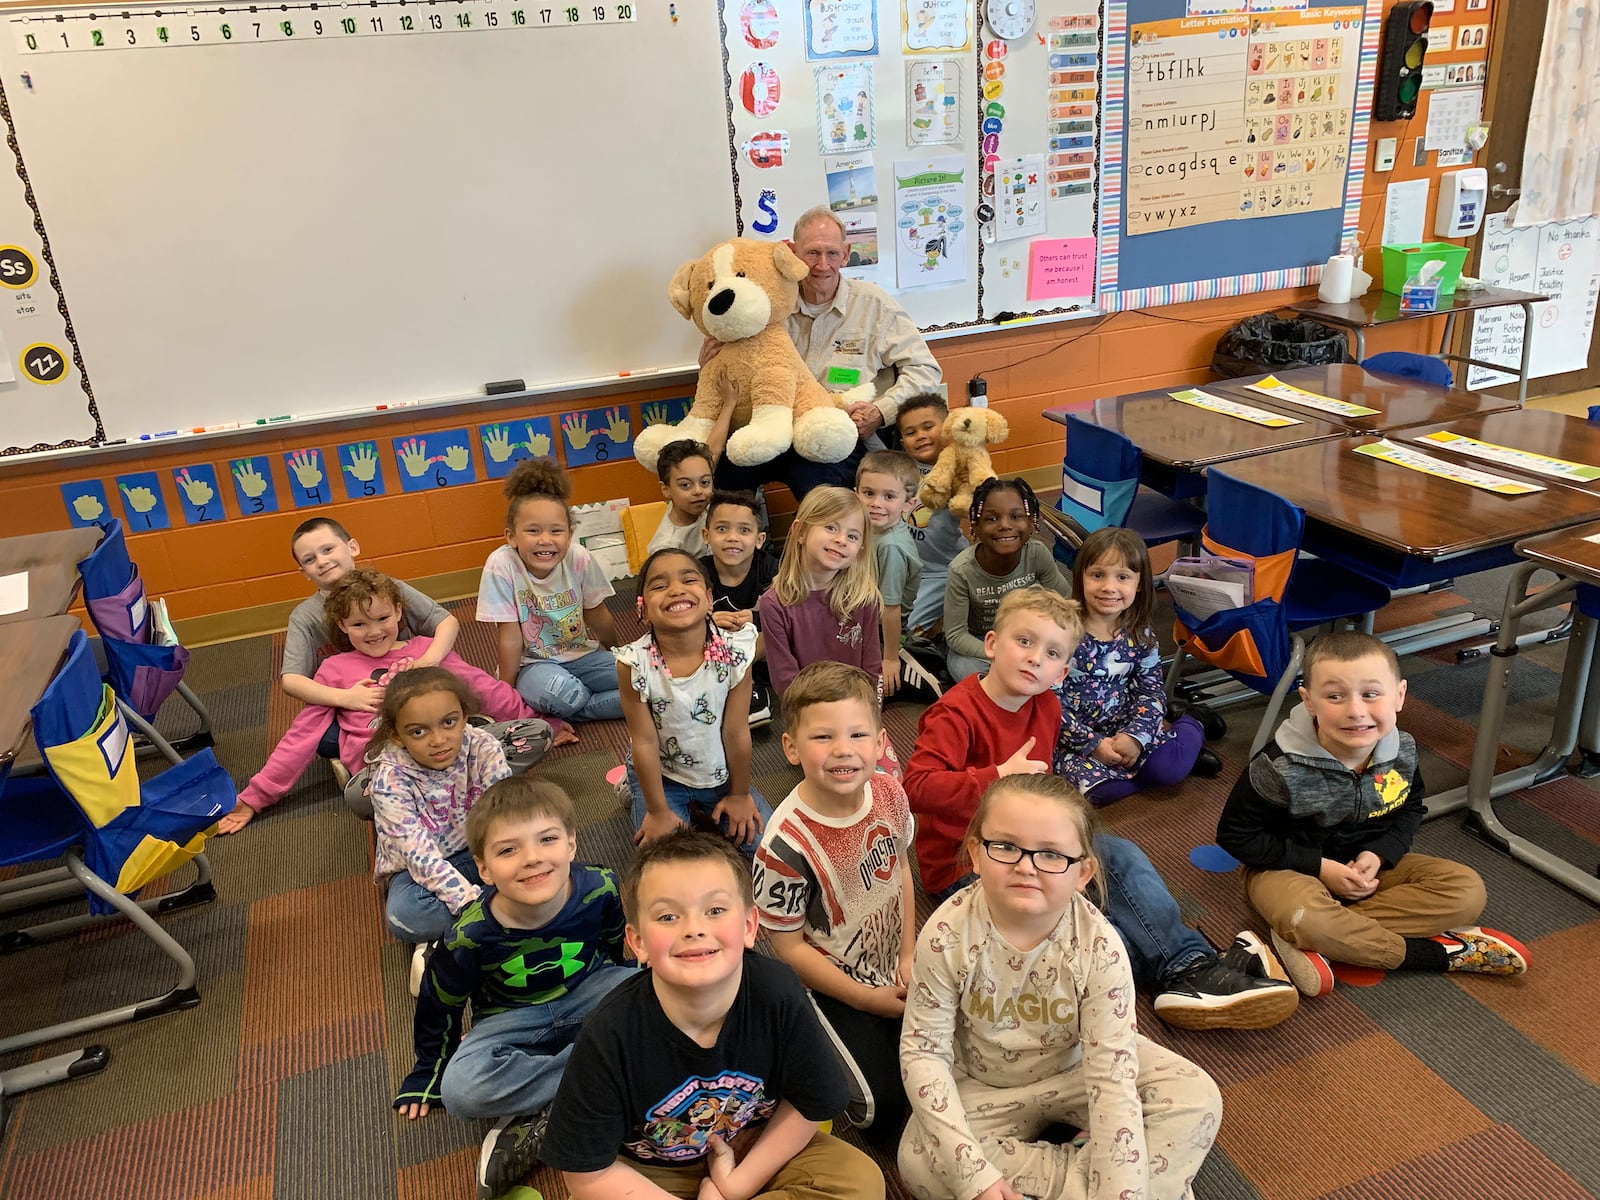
left=1319, top=253, right=1354, bottom=304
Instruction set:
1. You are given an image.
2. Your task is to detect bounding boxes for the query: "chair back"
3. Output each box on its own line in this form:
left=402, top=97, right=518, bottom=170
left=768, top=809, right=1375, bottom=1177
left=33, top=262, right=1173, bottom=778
left=621, top=501, right=670, bottom=574
left=1059, top=414, right=1142, bottom=532
left=1362, top=351, right=1454, bottom=389
left=1171, top=470, right=1303, bottom=693
left=31, top=630, right=229, bottom=910
left=76, top=519, right=189, bottom=718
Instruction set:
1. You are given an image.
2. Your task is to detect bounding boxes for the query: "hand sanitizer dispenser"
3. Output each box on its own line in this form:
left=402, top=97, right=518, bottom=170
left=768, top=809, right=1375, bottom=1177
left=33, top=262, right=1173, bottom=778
left=1436, top=168, right=1488, bottom=238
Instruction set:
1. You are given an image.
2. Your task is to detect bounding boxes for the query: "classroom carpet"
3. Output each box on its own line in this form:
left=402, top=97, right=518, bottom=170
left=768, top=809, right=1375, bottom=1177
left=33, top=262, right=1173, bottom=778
left=3, top=574, right=1600, bottom=1200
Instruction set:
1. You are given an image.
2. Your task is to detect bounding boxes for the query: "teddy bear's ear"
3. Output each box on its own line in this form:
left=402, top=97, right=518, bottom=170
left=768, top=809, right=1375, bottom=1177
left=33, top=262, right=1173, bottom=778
left=668, top=260, right=699, bottom=320
left=773, top=241, right=810, bottom=282
left=943, top=408, right=962, bottom=434
left=984, top=411, right=1011, bottom=445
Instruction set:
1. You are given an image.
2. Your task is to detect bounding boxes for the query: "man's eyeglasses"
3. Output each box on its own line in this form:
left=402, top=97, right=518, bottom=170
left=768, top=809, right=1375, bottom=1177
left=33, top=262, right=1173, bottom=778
left=799, top=248, right=847, bottom=264
left=979, top=839, right=1087, bottom=874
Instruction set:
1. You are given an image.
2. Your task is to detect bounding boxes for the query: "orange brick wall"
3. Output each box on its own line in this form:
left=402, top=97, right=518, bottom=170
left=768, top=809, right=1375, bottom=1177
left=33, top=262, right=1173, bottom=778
left=1, top=0, right=1484, bottom=624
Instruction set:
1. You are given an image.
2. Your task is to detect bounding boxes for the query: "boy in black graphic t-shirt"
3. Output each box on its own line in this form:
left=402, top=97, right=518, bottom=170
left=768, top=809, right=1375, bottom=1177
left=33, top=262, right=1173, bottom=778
left=542, top=830, right=883, bottom=1200
left=700, top=491, right=780, bottom=725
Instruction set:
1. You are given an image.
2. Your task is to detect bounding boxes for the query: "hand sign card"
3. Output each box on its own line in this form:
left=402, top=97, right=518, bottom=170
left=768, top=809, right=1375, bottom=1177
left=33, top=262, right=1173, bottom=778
left=560, top=406, right=634, bottom=468
left=480, top=416, right=556, bottom=480
left=393, top=428, right=478, bottom=492
left=172, top=464, right=226, bottom=525
left=639, top=398, right=693, bottom=430
left=283, top=448, right=332, bottom=508
left=60, top=479, right=112, bottom=529
left=115, top=471, right=172, bottom=532
left=338, top=441, right=388, bottom=499
left=229, top=457, right=280, bottom=516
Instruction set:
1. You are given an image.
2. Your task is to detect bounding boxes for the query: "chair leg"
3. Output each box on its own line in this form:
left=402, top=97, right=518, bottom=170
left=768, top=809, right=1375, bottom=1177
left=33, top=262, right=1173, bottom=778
left=1249, top=635, right=1306, bottom=759
left=0, top=850, right=200, bottom=1056
left=117, top=699, right=184, bottom=767
left=1163, top=643, right=1189, bottom=701
left=0, top=853, right=215, bottom=953
left=168, top=683, right=216, bottom=754
left=0, top=1045, right=110, bottom=1101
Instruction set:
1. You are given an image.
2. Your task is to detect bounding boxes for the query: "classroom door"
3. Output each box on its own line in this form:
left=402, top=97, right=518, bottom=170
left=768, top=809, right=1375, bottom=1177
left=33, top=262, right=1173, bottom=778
left=1469, top=0, right=1600, bottom=399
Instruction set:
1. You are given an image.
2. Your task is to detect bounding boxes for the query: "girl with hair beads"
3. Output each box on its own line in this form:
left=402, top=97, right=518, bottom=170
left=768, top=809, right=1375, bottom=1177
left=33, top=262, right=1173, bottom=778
left=222, top=569, right=556, bottom=835
left=1056, top=527, right=1221, bottom=804
left=758, top=486, right=882, bottom=697
left=899, top=774, right=1222, bottom=1200
left=943, top=477, right=1071, bottom=681
left=478, top=459, right=621, bottom=724
left=616, top=547, right=771, bottom=851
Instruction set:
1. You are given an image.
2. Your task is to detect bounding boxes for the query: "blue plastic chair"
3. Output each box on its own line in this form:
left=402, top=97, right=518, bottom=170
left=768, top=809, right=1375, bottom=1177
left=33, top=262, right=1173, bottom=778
left=1362, top=351, right=1454, bottom=389
left=1166, top=469, right=1392, bottom=754
left=1052, top=413, right=1205, bottom=569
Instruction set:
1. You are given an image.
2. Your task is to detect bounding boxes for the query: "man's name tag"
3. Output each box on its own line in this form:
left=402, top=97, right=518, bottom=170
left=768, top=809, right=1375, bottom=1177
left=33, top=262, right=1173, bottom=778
left=826, top=365, right=863, bottom=387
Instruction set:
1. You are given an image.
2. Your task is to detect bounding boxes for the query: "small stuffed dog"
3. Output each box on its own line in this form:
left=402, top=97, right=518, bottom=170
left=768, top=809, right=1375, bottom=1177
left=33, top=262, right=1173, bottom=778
left=918, top=405, right=1009, bottom=515
left=633, top=238, right=868, bottom=471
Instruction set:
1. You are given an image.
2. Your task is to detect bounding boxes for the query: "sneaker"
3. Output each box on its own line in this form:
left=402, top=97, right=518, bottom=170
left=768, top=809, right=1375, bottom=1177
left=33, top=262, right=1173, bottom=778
left=1270, top=930, right=1336, bottom=997
left=1219, top=930, right=1291, bottom=984
left=343, top=765, right=374, bottom=821
left=1436, top=927, right=1530, bottom=975
left=1189, top=747, right=1223, bottom=778
left=329, top=758, right=351, bottom=789
left=747, top=682, right=773, bottom=728
left=409, top=942, right=430, bottom=998
left=1153, top=955, right=1299, bottom=1030
left=1169, top=698, right=1227, bottom=741
left=810, top=999, right=873, bottom=1128
left=477, top=1110, right=548, bottom=1200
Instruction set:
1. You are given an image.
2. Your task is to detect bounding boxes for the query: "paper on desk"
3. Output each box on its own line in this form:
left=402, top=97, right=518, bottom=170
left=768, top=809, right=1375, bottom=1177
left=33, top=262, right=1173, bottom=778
left=0, top=571, right=27, bottom=617
left=1353, top=440, right=1545, bottom=495
left=1381, top=179, right=1430, bottom=246
left=1169, top=389, right=1301, bottom=428
left=1246, top=375, right=1379, bottom=417
left=1415, top=430, right=1600, bottom=483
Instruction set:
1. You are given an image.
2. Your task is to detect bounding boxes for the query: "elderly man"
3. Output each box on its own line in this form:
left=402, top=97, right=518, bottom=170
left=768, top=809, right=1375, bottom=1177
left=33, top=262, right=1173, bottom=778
left=711, top=206, right=942, bottom=501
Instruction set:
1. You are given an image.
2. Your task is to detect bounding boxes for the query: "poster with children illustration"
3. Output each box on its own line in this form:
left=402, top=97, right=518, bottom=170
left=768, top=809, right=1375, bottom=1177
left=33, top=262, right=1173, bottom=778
left=815, top=64, right=876, bottom=154
left=805, top=0, right=878, bottom=59
left=905, top=59, right=962, bottom=146
left=391, top=429, right=477, bottom=493
left=902, top=0, right=971, bottom=54
left=893, top=156, right=968, bottom=288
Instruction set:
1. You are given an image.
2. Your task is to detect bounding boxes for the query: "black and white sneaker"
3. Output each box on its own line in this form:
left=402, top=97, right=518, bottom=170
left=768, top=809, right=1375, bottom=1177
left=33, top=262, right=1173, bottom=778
left=809, top=998, right=873, bottom=1129
left=1219, top=930, right=1291, bottom=983
left=747, top=682, right=773, bottom=728
left=477, top=1110, right=547, bottom=1200
left=1153, top=954, right=1298, bottom=1031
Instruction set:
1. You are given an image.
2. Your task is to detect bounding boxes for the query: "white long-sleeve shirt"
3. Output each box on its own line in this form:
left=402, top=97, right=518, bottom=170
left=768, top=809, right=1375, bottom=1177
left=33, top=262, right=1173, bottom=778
left=787, top=276, right=943, bottom=426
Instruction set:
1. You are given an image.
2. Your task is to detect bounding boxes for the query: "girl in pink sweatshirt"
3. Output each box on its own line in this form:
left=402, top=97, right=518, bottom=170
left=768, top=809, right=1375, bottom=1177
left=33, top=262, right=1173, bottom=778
left=221, top=569, right=563, bottom=833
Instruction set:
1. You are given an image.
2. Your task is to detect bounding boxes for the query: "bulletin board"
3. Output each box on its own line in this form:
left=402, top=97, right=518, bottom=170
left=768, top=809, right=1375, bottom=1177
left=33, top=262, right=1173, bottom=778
left=1098, top=0, right=1379, bottom=310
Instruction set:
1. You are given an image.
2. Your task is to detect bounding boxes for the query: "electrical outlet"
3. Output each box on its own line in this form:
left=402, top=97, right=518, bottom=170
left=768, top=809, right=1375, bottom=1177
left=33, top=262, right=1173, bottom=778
left=1375, top=137, right=1397, bottom=172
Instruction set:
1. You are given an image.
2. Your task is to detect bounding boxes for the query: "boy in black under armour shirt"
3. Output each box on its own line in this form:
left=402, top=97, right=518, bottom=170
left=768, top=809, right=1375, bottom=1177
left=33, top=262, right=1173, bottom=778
left=392, top=776, right=636, bottom=1200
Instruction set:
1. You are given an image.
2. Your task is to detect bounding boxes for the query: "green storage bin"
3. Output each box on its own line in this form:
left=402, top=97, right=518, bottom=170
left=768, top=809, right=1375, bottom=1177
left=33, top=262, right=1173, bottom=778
left=1381, top=242, right=1470, bottom=295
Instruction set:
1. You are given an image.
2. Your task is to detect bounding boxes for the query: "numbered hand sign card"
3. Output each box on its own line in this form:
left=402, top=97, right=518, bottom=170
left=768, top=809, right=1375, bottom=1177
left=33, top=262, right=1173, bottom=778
left=394, top=429, right=477, bottom=491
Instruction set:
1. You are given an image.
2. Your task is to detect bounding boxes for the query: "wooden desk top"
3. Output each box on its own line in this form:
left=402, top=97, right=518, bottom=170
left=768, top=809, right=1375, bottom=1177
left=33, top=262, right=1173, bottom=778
left=1516, top=521, right=1600, bottom=587
left=1217, top=437, right=1600, bottom=559
left=1207, top=364, right=1520, bottom=435
left=1043, top=387, right=1347, bottom=470
left=0, top=527, right=102, bottom=627
left=0, top=615, right=79, bottom=765
left=1396, top=411, right=1600, bottom=495
left=1288, top=284, right=1546, bottom=331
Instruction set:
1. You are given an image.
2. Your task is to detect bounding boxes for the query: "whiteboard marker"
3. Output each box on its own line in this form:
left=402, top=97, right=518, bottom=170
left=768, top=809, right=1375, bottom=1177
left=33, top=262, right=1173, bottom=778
left=191, top=422, right=244, bottom=433
left=256, top=414, right=294, bottom=424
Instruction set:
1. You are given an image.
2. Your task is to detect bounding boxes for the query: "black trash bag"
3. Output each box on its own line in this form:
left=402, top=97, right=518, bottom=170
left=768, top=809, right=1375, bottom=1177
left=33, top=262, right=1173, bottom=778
left=1211, top=313, right=1352, bottom=378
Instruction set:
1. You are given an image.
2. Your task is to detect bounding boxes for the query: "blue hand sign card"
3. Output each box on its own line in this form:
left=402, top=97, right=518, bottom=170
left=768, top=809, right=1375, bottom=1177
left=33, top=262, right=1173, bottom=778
left=229, top=456, right=280, bottom=516
left=560, top=406, right=634, bottom=468
left=60, top=479, right=112, bottom=529
left=338, top=441, right=388, bottom=500
left=393, top=428, right=477, bottom=492
left=480, top=417, right=556, bottom=480
left=115, top=471, right=171, bottom=532
left=171, top=464, right=226, bottom=525
left=283, top=448, right=332, bottom=508
left=639, top=397, right=694, bottom=429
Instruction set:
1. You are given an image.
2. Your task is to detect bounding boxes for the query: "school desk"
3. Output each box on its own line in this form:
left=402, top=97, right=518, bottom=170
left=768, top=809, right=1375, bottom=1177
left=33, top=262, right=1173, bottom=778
left=1286, top=284, right=1547, bottom=405
left=1422, top=522, right=1600, bottom=904
left=1396, top=411, right=1600, bottom=497
left=0, top=528, right=102, bottom=628
left=1042, top=387, right=1347, bottom=498
left=0, top=615, right=79, bottom=766
left=1205, top=364, right=1521, bottom=436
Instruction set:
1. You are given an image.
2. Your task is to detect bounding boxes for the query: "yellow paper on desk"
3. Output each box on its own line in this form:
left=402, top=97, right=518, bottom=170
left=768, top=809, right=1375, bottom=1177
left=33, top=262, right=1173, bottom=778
left=1168, top=389, right=1301, bottom=428
left=1416, top=430, right=1600, bottom=483
left=1245, top=375, right=1379, bottom=418
left=1353, top=440, right=1546, bottom=495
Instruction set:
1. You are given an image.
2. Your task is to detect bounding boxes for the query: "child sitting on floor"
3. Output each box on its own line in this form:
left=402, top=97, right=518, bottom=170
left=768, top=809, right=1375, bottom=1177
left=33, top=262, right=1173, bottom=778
left=855, top=450, right=922, bottom=697
left=700, top=490, right=780, bottom=724
left=1218, top=630, right=1530, bottom=997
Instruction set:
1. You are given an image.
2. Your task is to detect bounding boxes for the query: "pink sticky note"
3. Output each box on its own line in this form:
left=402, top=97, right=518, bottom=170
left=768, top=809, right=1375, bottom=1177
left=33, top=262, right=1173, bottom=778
left=1027, top=237, right=1096, bottom=300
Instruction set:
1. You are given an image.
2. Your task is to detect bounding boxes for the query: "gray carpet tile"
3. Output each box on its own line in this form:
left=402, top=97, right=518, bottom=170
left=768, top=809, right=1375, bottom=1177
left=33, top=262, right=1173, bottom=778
left=274, top=1052, right=399, bottom=1200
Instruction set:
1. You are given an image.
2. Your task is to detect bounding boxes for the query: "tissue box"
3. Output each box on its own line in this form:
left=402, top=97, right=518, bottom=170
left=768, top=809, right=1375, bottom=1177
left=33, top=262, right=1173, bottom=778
left=1381, top=242, right=1469, bottom=295
left=1399, top=280, right=1440, bottom=312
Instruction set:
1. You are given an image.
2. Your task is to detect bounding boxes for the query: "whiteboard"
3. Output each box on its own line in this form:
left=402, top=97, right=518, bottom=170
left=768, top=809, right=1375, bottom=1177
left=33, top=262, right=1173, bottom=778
left=0, top=0, right=735, bottom=450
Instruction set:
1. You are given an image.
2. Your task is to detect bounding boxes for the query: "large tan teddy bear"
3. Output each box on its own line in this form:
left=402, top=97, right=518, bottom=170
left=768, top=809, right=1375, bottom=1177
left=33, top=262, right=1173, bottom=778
left=633, top=238, right=869, bottom=471
left=918, top=405, right=1009, bottom=516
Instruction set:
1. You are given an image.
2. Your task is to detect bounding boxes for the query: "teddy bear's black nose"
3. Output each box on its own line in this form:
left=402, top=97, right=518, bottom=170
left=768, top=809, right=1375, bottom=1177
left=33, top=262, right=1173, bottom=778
left=707, top=288, right=736, bottom=317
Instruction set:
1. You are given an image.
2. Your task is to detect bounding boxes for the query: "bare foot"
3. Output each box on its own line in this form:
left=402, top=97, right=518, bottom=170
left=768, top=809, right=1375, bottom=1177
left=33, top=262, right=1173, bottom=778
left=217, top=801, right=256, bottom=835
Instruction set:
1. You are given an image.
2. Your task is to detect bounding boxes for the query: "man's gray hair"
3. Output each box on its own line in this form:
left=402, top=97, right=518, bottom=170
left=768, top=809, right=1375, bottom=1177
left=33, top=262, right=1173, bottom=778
left=792, top=206, right=846, bottom=243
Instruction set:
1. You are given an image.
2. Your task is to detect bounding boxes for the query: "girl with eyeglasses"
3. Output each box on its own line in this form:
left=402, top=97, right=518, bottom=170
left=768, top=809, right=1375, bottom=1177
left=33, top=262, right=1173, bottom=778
left=898, top=774, right=1223, bottom=1200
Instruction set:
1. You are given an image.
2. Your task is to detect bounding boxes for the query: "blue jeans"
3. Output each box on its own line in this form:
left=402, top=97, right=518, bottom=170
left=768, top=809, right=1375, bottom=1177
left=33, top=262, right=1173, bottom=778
left=946, top=650, right=989, bottom=681
left=626, top=756, right=773, bottom=854
left=386, top=847, right=482, bottom=943
left=439, top=964, right=635, bottom=1118
left=515, top=647, right=622, bottom=723
left=930, top=835, right=1210, bottom=990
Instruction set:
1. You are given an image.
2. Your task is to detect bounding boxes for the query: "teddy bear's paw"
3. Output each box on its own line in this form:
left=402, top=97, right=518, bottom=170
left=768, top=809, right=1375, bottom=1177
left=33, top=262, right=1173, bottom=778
left=726, top=407, right=794, bottom=467
left=792, top=406, right=860, bottom=463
